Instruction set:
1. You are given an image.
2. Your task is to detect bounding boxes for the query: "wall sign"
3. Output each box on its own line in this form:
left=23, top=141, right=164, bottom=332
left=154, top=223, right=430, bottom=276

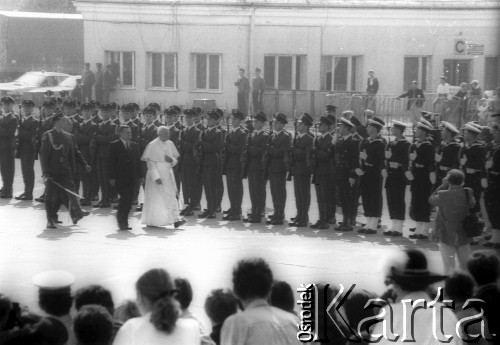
left=455, top=39, right=484, bottom=56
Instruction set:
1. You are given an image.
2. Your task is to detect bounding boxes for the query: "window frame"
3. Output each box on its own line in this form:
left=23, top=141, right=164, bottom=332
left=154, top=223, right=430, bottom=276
left=147, top=52, right=178, bottom=90
left=264, top=55, right=306, bottom=91
left=105, top=51, right=136, bottom=89
left=193, top=53, right=222, bottom=91
left=403, top=55, right=432, bottom=91
left=320, top=55, right=361, bottom=92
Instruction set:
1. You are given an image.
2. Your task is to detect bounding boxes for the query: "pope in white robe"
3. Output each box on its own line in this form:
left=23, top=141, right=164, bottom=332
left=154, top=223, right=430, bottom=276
left=141, top=126, right=184, bottom=227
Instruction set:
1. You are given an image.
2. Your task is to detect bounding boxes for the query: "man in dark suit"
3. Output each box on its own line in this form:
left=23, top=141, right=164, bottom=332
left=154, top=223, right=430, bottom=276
left=192, top=106, right=204, bottom=210
left=15, top=99, right=39, bottom=201
left=366, top=70, right=379, bottom=95
left=198, top=110, right=224, bottom=219
left=266, top=113, right=291, bottom=225
left=179, top=109, right=200, bottom=216
left=108, top=125, right=143, bottom=230
left=165, top=107, right=182, bottom=194
left=40, top=114, right=91, bottom=228
left=223, top=109, right=247, bottom=221
left=0, top=96, right=18, bottom=199
left=235, top=68, right=250, bottom=116
left=94, top=104, right=116, bottom=208
left=398, top=81, right=425, bottom=123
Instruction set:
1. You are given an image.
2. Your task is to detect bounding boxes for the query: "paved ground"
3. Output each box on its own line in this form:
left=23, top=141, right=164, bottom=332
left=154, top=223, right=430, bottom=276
left=0, top=160, right=470, bottom=328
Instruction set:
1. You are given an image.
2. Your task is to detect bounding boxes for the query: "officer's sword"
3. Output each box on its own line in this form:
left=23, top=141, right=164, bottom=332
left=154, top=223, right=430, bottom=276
left=47, top=178, right=84, bottom=199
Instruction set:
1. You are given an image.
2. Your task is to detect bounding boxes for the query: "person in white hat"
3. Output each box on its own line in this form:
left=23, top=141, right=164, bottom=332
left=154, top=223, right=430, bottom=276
left=383, top=121, right=411, bottom=237
left=407, top=119, right=435, bottom=240
left=435, top=121, right=461, bottom=187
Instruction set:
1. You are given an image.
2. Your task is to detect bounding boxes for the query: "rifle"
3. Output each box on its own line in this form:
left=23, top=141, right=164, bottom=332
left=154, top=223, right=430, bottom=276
left=262, top=120, right=274, bottom=180
left=241, top=131, right=251, bottom=179
left=196, top=128, right=205, bottom=175
left=222, top=116, right=230, bottom=176
left=310, top=130, right=318, bottom=185
left=286, top=118, right=298, bottom=181
left=14, top=104, right=22, bottom=159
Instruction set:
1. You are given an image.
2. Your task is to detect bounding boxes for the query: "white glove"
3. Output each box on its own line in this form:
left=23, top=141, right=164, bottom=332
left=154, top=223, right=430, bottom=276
left=331, top=134, right=338, bottom=145
left=349, top=178, right=355, bottom=186
left=355, top=168, right=364, bottom=176
left=481, top=178, right=488, bottom=189
left=405, top=171, right=414, bottom=181
left=430, top=172, right=436, bottom=185
left=381, top=169, right=388, bottom=179
left=359, top=150, right=368, bottom=161
left=460, top=157, right=467, bottom=166
left=486, top=159, right=493, bottom=169
left=409, top=152, right=417, bottom=161
left=385, top=150, right=392, bottom=159
left=435, top=153, right=442, bottom=163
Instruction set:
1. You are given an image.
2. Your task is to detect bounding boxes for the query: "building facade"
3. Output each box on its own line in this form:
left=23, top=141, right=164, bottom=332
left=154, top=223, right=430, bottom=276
left=74, top=0, right=499, bottom=116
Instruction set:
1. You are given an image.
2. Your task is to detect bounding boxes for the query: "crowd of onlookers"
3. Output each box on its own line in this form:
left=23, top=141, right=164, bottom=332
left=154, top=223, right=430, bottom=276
left=0, top=249, right=499, bottom=345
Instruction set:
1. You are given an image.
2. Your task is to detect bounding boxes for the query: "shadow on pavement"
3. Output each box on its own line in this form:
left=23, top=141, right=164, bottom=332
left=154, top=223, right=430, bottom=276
left=37, top=226, right=86, bottom=241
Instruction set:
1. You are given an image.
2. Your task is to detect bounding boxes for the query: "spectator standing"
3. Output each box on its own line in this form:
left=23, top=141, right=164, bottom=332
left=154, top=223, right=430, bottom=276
left=95, top=63, right=104, bottom=104
left=366, top=70, right=379, bottom=111
left=453, top=82, right=469, bottom=128
left=433, top=76, right=450, bottom=113
left=397, top=81, right=425, bottom=123
left=103, top=65, right=115, bottom=103
left=204, top=289, right=238, bottom=345
left=221, top=258, right=300, bottom=345
left=71, top=79, right=83, bottom=102
left=468, top=80, right=483, bottom=121
left=74, top=305, right=114, bottom=345
left=82, top=63, right=95, bottom=102
left=252, top=68, right=265, bottom=113
left=429, top=169, right=475, bottom=273
left=234, top=68, right=250, bottom=116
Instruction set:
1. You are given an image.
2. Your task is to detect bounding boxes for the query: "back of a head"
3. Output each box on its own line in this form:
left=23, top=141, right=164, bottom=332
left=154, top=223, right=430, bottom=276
left=174, top=278, right=193, bottom=311
left=344, top=289, right=378, bottom=329
left=74, top=305, right=114, bottom=345
left=204, top=289, right=238, bottom=325
left=270, top=281, right=295, bottom=314
left=39, top=292, right=73, bottom=317
left=29, top=317, right=69, bottom=345
left=447, top=169, right=464, bottom=186
left=467, top=250, right=500, bottom=286
left=75, top=285, right=115, bottom=315
left=136, top=268, right=179, bottom=333
left=0, top=294, right=12, bottom=326
left=444, top=272, right=475, bottom=302
left=232, top=258, right=273, bottom=301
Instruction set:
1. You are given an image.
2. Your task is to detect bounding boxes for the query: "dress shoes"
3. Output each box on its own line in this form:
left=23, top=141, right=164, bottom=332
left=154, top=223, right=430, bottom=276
left=409, top=227, right=416, bottom=232
left=119, top=226, right=132, bottom=230
left=317, top=222, right=329, bottom=230
left=0, top=193, right=12, bottom=199
left=290, top=221, right=307, bottom=227
left=215, top=207, right=222, bottom=213
left=222, top=214, right=233, bottom=221
left=248, top=218, right=261, bottom=224
left=193, top=205, right=201, bottom=211
left=383, top=231, right=393, bottom=236
left=337, top=225, right=353, bottom=232
left=364, top=229, right=377, bottom=235
left=198, top=211, right=216, bottom=219
left=409, top=234, right=428, bottom=240
left=15, top=194, right=33, bottom=201
left=228, top=215, right=241, bottom=221
left=269, top=219, right=284, bottom=225
left=357, top=228, right=365, bottom=234
left=328, top=217, right=337, bottom=225
left=72, top=211, right=90, bottom=225
left=35, top=196, right=45, bottom=203
left=310, top=221, right=322, bottom=229
left=183, top=210, right=194, bottom=216
left=80, top=200, right=92, bottom=207
left=174, top=218, right=187, bottom=228
left=14, top=193, right=25, bottom=200
left=391, top=232, right=402, bottom=237
left=46, top=220, right=57, bottom=229
left=223, top=209, right=232, bottom=214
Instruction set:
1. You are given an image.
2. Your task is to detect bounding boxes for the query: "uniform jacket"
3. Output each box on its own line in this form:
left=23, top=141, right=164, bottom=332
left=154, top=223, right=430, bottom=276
left=179, top=125, right=201, bottom=167
left=335, top=134, right=360, bottom=179
left=268, top=130, right=292, bottom=173
left=235, top=76, right=250, bottom=94
left=0, top=113, right=18, bottom=149
left=360, top=136, right=385, bottom=172
left=410, top=140, right=435, bottom=175
left=167, top=125, right=181, bottom=150
left=436, top=140, right=461, bottom=170
left=108, top=140, right=142, bottom=186
left=247, top=129, right=270, bottom=172
left=386, top=138, right=410, bottom=172
left=95, top=120, right=116, bottom=158
left=460, top=141, right=486, bottom=174
left=17, top=115, right=39, bottom=156
left=225, top=126, right=247, bottom=170
left=200, top=126, right=224, bottom=168
left=139, top=124, right=158, bottom=153
left=123, top=120, right=140, bottom=143
left=75, top=120, right=98, bottom=159
left=292, top=132, right=313, bottom=176
left=312, top=132, right=334, bottom=176
left=40, top=129, right=87, bottom=177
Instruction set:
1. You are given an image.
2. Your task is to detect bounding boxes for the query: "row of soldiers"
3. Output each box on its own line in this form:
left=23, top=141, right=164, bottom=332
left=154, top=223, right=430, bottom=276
left=1, top=95, right=499, bottom=240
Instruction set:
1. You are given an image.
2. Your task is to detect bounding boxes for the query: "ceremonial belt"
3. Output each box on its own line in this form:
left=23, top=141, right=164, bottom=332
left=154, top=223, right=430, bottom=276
left=466, top=168, right=480, bottom=174
left=389, top=162, right=401, bottom=169
left=364, top=163, right=374, bottom=167
left=439, top=166, right=451, bottom=171
left=489, top=171, right=500, bottom=176
left=415, top=163, right=424, bottom=168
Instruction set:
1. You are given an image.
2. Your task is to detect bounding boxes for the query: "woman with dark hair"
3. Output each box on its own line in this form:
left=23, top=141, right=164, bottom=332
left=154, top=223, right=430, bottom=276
left=113, top=268, right=200, bottom=345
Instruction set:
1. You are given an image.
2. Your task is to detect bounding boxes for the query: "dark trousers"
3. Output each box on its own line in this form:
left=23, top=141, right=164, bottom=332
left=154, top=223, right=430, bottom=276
left=216, top=172, right=224, bottom=210
left=45, top=174, right=83, bottom=222
left=202, top=165, right=218, bottom=214
left=193, top=172, right=203, bottom=208
left=360, top=169, right=383, bottom=218
left=252, top=92, right=263, bottom=113
left=96, top=158, right=110, bottom=203
left=314, top=174, right=331, bottom=222
left=20, top=152, right=35, bottom=196
left=410, top=170, right=432, bottom=222
left=464, top=172, right=482, bottom=214
left=293, top=174, right=311, bottom=223
left=174, top=166, right=181, bottom=198
left=336, top=172, right=357, bottom=224
left=327, top=175, right=337, bottom=220
left=270, top=172, right=287, bottom=220
left=95, top=84, right=103, bottom=103
left=385, top=170, right=406, bottom=220
left=226, top=169, right=243, bottom=216
left=485, top=178, right=500, bottom=229
left=116, top=181, right=133, bottom=227
left=103, top=89, right=111, bottom=103
left=237, top=93, right=247, bottom=115
left=78, top=165, right=92, bottom=201
left=248, top=170, right=266, bottom=218
left=181, top=164, right=199, bottom=209
left=82, top=85, right=93, bottom=102
left=0, top=147, right=15, bottom=193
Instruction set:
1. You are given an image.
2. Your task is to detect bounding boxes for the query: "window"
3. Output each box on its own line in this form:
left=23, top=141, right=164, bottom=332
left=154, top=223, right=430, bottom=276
left=106, top=51, right=135, bottom=87
left=442, top=59, right=470, bottom=86
left=264, top=55, right=306, bottom=90
left=194, top=54, right=221, bottom=90
left=320, top=56, right=362, bottom=91
left=484, top=57, right=499, bottom=90
left=148, top=53, right=177, bottom=89
left=403, top=56, right=430, bottom=91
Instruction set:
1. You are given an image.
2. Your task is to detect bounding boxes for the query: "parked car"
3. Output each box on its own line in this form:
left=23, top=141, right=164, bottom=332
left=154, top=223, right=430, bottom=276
left=0, top=71, right=70, bottom=103
left=23, top=75, right=81, bottom=106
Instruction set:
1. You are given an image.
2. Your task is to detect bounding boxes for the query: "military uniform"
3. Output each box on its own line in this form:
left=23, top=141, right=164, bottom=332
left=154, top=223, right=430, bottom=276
left=435, top=140, right=460, bottom=187
left=179, top=122, right=201, bottom=214
left=485, top=138, right=500, bottom=233
left=16, top=112, right=39, bottom=199
left=267, top=115, right=292, bottom=224
left=460, top=137, right=486, bottom=214
left=75, top=119, right=98, bottom=203
left=193, top=120, right=205, bottom=209
left=0, top=107, right=18, bottom=198
left=216, top=124, right=228, bottom=212
left=94, top=119, right=116, bottom=207
left=167, top=123, right=182, bottom=194
left=224, top=112, right=247, bottom=220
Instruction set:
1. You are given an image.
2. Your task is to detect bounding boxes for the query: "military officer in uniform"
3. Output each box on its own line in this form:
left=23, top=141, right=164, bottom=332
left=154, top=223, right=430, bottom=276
left=334, top=117, right=360, bottom=231
left=0, top=96, right=18, bottom=199
left=94, top=104, right=116, bottom=208
left=192, top=107, right=204, bottom=211
left=407, top=118, right=435, bottom=240
left=198, top=110, right=224, bottom=219
left=483, top=122, right=500, bottom=247
left=266, top=112, right=291, bottom=225
left=215, top=109, right=227, bottom=213
left=383, top=120, right=410, bottom=236
left=222, top=109, right=247, bottom=221
left=326, top=112, right=338, bottom=224
left=460, top=123, right=486, bottom=215
left=290, top=113, right=314, bottom=227
left=310, top=115, right=334, bottom=230
left=178, top=109, right=201, bottom=216
left=75, top=103, right=98, bottom=206
left=243, top=111, right=269, bottom=223
left=40, top=114, right=91, bottom=228
left=62, top=99, right=82, bottom=134
left=164, top=107, right=182, bottom=194
left=435, top=121, right=461, bottom=188
left=356, top=117, right=386, bottom=235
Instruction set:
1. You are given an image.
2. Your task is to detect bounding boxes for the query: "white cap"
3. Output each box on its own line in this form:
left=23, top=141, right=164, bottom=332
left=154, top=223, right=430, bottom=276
left=441, top=121, right=459, bottom=134
left=33, top=270, right=75, bottom=294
